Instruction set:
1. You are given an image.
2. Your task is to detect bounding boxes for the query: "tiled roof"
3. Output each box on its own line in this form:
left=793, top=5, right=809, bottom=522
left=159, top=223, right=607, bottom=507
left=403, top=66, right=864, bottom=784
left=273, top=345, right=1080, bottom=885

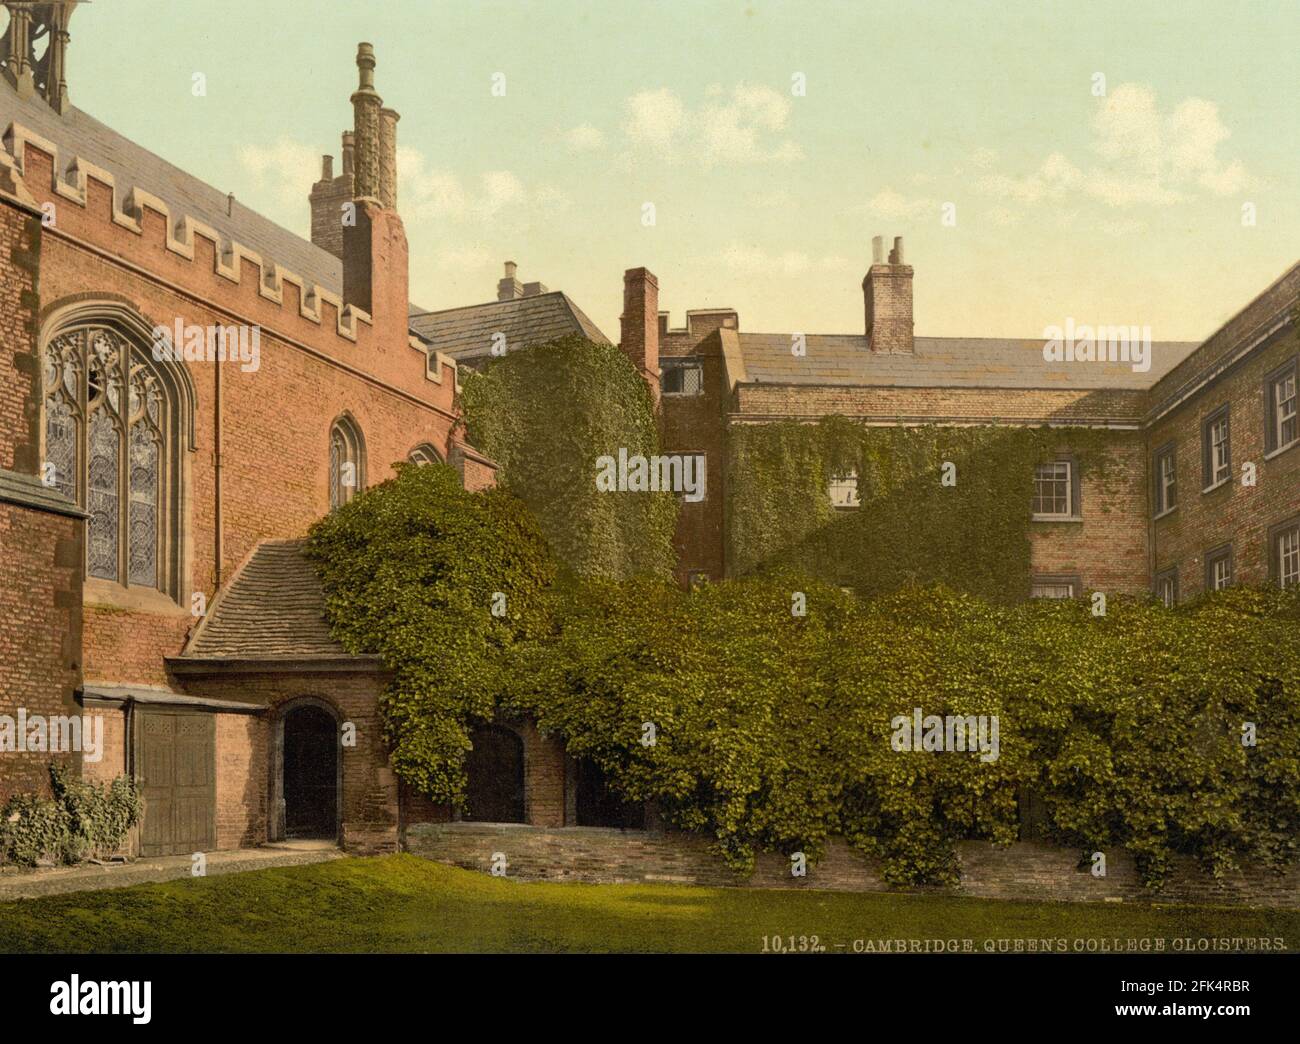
left=736, top=334, right=1201, bottom=390
left=1, top=79, right=343, bottom=297
left=182, top=540, right=354, bottom=660
left=408, top=292, right=611, bottom=361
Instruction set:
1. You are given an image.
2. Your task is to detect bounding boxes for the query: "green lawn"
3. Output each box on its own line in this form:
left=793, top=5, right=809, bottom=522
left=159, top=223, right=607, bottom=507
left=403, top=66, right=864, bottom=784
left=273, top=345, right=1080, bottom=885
left=1, top=854, right=1296, bottom=954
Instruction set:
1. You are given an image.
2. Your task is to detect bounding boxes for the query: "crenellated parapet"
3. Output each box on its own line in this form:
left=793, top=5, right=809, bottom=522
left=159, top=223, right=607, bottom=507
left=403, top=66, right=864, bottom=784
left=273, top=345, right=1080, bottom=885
left=1, top=120, right=372, bottom=341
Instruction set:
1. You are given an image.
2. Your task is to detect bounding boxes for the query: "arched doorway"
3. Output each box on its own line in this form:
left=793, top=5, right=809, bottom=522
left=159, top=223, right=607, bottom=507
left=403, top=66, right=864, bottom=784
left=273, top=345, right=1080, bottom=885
left=575, top=758, right=645, bottom=829
left=463, top=725, right=525, bottom=823
left=280, top=703, right=339, bottom=840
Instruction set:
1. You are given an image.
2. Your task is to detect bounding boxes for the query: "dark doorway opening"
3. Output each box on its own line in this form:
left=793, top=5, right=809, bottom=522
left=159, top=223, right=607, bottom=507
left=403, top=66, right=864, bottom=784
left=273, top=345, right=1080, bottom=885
left=464, top=725, right=525, bottom=823
left=575, top=759, right=645, bottom=829
left=283, top=705, right=338, bottom=839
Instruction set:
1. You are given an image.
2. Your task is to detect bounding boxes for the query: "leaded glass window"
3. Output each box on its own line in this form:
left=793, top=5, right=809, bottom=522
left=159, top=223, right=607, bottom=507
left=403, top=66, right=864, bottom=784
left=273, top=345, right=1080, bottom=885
left=329, top=416, right=365, bottom=511
left=41, top=324, right=174, bottom=593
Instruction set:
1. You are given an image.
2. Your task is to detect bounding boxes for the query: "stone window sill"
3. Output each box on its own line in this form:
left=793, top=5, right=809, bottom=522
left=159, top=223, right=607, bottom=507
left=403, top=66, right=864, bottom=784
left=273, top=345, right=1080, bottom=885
left=1264, top=439, right=1298, bottom=463
left=85, top=578, right=189, bottom=616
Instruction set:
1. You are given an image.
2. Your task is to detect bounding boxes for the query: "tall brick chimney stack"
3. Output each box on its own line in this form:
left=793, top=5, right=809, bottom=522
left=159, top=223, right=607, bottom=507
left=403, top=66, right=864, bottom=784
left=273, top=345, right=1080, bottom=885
left=863, top=234, right=914, bottom=354
left=341, top=43, right=409, bottom=340
left=497, top=261, right=524, bottom=301
left=309, top=130, right=355, bottom=258
left=620, top=267, right=660, bottom=401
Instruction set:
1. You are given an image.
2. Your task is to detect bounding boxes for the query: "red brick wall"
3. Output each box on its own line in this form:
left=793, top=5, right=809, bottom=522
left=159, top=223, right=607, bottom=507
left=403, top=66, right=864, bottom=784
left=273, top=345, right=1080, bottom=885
left=0, top=199, right=83, bottom=803
left=7, top=135, right=474, bottom=688
left=1147, top=326, right=1300, bottom=598
left=1029, top=435, right=1151, bottom=595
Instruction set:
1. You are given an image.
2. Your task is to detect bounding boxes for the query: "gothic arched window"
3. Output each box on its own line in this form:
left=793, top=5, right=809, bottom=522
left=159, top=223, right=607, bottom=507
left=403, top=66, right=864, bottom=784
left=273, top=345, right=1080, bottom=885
left=42, top=322, right=183, bottom=595
left=407, top=443, right=442, bottom=466
left=329, top=415, right=366, bottom=510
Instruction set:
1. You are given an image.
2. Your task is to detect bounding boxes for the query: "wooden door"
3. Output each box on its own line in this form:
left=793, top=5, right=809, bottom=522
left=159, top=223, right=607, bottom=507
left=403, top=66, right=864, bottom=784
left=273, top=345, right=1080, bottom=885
left=138, top=710, right=216, bottom=857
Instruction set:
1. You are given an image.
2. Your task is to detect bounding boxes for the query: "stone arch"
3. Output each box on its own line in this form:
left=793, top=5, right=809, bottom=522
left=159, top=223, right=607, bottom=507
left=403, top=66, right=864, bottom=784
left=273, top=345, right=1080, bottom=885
left=270, top=696, right=343, bottom=842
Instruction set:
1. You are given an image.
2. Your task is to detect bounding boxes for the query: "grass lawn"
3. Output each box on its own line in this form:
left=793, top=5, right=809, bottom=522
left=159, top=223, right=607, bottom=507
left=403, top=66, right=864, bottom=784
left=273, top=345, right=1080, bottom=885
left=0, top=853, right=1296, bottom=954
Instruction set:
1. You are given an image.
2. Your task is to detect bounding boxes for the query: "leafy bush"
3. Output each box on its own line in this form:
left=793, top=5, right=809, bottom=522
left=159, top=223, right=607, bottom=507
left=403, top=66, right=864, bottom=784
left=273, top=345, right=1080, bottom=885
left=307, top=461, right=556, bottom=804
left=0, top=764, right=141, bottom=867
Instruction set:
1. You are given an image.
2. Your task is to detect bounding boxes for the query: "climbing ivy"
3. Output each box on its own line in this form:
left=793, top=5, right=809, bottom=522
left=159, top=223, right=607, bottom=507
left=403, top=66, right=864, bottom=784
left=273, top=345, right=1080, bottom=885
left=461, top=335, right=677, bottom=579
left=306, top=462, right=556, bottom=805
left=309, top=461, right=1300, bottom=888
left=513, top=579, right=1300, bottom=887
left=726, top=419, right=1124, bottom=600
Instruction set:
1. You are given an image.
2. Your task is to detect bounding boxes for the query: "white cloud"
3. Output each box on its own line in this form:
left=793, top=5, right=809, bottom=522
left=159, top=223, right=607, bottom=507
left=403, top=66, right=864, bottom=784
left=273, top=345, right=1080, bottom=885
left=430, top=245, right=496, bottom=270
left=714, top=243, right=845, bottom=276
left=623, top=84, right=802, bottom=166
left=975, top=83, right=1251, bottom=210
left=397, top=146, right=567, bottom=222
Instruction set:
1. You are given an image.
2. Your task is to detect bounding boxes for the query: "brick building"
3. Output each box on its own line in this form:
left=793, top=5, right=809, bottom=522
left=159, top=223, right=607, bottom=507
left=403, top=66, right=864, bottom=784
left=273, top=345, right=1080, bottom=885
left=623, top=237, right=1299, bottom=600
left=2, top=3, right=1296, bottom=868
left=0, top=5, right=601, bottom=854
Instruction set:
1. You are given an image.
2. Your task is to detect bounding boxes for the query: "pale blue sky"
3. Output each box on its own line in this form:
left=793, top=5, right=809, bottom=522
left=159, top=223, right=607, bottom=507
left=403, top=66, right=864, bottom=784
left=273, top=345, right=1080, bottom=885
left=65, top=0, right=1299, bottom=342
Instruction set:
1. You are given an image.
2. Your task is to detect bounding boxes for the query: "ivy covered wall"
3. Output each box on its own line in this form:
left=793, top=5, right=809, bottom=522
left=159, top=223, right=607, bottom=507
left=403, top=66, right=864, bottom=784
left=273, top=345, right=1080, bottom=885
left=462, top=335, right=677, bottom=580
left=725, top=417, right=1128, bottom=600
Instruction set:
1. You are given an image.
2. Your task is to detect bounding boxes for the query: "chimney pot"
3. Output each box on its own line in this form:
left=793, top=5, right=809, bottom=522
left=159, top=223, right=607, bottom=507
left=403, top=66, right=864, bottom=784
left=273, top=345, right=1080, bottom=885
left=872, top=235, right=884, bottom=265
left=321, top=155, right=334, bottom=181
left=341, top=131, right=355, bottom=176
left=889, top=236, right=904, bottom=264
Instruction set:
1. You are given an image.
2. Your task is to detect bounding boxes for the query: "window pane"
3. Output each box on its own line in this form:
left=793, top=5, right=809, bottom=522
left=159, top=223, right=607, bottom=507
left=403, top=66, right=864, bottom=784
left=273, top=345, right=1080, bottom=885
left=661, top=361, right=702, bottom=395
left=129, top=422, right=159, bottom=588
left=1031, top=582, right=1074, bottom=599
left=1210, top=417, right=1230, bottom=482
left=44, top=394, right=77, bottom=500
left=1279, top=527, right=1300, bottom=588
left=1276, top=373, right=1297, bottom=447
left=1033, top=462, right=1070, bottom=515
left=329, top=430, right=343, bottom=510
left=87, top=409, right=120, bottom=581
left=828, top=471, right=860, bottom=508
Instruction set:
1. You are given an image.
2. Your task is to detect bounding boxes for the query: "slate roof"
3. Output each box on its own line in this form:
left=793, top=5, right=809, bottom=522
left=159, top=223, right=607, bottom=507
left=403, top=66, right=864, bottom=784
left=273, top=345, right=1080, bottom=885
left=408, top=292, right=611, bottom=362
left=181, top=540, right=355, bottom=660
left=1, top=78, right=343, bottom=296
left=736, top=334, right=1201, bottom=390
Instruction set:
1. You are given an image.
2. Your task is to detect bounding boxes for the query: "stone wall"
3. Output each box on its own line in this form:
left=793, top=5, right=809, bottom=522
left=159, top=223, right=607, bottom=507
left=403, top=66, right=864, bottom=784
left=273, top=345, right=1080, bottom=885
left=406, top=822, right=1300, bottom=908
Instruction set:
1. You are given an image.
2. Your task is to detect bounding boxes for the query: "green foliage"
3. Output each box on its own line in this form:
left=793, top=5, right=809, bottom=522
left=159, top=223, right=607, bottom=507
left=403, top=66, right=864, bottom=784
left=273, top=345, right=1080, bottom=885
left=0, top=764, right=141, bottom=867
left=308, top=442, right=1300, bottom=891
left=513, top=579, right=1300, bottom=888
left=306, top=461, right=556, bottom=806
left=461, top=335, right=676, bottom=579
left=726, top=420, right=1121, bottom=600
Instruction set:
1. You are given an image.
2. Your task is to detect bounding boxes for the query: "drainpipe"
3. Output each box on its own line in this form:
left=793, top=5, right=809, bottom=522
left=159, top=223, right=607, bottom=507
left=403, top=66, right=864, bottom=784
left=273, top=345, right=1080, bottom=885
left=214, top=356, right=223, bottom=588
